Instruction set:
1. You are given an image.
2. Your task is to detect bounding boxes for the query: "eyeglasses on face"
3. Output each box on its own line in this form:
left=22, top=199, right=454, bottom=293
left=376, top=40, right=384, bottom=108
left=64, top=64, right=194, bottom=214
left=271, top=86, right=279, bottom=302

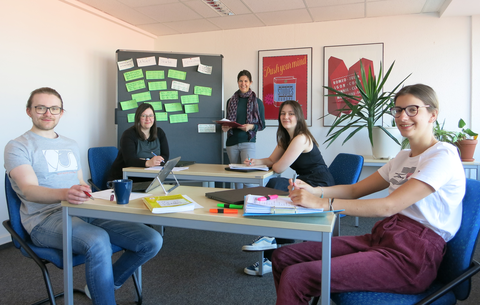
left=140, top=114, right=155, bottom=119
left=34, top=105, right=63, bottom=115
left=390, top=105, right=430, bottom=118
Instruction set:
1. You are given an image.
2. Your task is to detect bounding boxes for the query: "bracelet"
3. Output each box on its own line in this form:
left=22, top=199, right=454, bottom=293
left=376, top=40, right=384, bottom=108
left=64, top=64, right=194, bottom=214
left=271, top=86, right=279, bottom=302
left=328, top=198, right=334, bottom=211
left=320, top=187, right=324, bottom=198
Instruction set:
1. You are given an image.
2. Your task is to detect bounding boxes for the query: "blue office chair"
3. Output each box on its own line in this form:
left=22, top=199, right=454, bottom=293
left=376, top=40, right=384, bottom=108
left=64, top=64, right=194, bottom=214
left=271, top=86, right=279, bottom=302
left=318, top=178, right=480, bottom=305
left=328, top=153, right=364, bottom=227
left=2, top=174, right=142, bottom=305
left=88, top=146, right=119, bottom=191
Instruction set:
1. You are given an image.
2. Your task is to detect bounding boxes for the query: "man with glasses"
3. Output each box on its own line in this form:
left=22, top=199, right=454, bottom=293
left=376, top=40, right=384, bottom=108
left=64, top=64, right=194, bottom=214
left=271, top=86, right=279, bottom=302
left=4, top=87, right=163, bottom=304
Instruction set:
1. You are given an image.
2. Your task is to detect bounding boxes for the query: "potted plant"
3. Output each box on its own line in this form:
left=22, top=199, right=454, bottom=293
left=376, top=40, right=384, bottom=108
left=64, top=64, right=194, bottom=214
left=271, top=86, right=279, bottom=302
left=323, top=61, right=410, bottom=159
left=456, top=119, right=478, bottom=162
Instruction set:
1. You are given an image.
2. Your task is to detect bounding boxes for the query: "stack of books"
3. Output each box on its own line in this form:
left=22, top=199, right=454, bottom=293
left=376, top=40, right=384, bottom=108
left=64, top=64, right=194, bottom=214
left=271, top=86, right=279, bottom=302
left=243, top=194, right=324, bottom=216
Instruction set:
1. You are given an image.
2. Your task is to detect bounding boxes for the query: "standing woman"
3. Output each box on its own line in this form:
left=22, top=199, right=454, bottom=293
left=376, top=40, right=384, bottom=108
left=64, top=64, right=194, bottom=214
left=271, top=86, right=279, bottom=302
left=241, top=100, right=334, bottom=276
left=223, top=70, right=265, bottom=189
left=109, top=103, right=169, bottom=181
left=273, top=84, right=465, bottom=304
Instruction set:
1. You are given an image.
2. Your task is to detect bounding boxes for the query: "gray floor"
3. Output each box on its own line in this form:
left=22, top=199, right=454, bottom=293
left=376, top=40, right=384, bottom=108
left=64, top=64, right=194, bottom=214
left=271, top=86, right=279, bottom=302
left=0, top=215, right=478, bottom=304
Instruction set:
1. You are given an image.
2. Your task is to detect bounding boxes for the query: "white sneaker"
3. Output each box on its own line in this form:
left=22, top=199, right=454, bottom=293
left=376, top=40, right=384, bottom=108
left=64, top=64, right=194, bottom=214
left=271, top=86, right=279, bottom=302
left=244, top=258, right=272, bottom=276
left=242, top=236, right=277, bottom=251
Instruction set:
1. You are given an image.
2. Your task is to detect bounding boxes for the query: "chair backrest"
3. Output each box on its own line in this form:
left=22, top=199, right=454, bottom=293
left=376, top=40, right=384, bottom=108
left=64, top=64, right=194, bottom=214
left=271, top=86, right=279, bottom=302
left=4, top=173, right=29, bottom=249
left=88, top=146, right=119, bottom=191
left=438, top=178, right=480, bottom=300
left=328, top=153, right=364, bottom=185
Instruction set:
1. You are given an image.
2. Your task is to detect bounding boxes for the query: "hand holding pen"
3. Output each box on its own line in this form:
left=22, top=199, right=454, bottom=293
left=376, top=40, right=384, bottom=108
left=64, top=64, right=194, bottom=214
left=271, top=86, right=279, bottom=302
left=244, top=157, right=254, bottom=166
left=146, top=152, right=164, bottom=167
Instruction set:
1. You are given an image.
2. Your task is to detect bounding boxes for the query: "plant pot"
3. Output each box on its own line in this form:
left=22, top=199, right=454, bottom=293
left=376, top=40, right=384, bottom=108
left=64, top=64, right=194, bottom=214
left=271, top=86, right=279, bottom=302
left=372, top=127, right=401, bottom=159
left=456, top=139, right=477, bottom=162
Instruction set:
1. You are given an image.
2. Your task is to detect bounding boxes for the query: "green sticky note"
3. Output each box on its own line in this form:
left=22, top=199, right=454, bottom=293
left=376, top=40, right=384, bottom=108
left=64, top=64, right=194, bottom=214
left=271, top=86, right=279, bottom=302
left=131, top=91, right=151, bottom=102
left=181, top=94, right=199, bottom=104
left=127, top=113, right=135, bottom=123
left=124, top=69, right=144, bottom=82
left=120, top=99, right=138, bottom=110
left=155, top=112, right=168, bottom=121
left=194, top=86, right=212, bottom=96
left=184, top=104, right=199, bottom=114
left=146, top=71, right=165, bottom=80
left=169, top=113, right=188, bottom=123
left=164, top=103, right=183, bottom=112
left=168, top=69, right=187, bottom=80
left=144, top=101, right=163, bottom=111
left=160, top=91, right=179, bottom=100
left=148, top=81, right=167, bottom=91
left=125, top=80, right=146, bottom=92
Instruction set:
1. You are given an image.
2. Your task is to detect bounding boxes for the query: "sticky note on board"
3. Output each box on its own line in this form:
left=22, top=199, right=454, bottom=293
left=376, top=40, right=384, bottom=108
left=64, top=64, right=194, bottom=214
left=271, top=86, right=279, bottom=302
left=155, top=112, right=168, bottom=121
left=144, top=101, right=163, bottom=111
left=184, top=104, right=199, bottom=114
left=160, top=91, right=179, bottom=100
left=127, top=113, right=135, bottom=123
left=171, top=80, right=190, bottom=92
left=131, top=91, right=151, bottom=102
left=164, top=103, right=183, bottom=112
left=148, top=81, right=167, bottom=91
left=181, top=94, right=199, bottom=104
left=168, top=69, right=187, bottom=80
left=169, top=113, right=188, bottom=123
left=117, top=58, right=134, bottom=71
left=120, top=99, right=138, bottom=110
left=194, top=86, right=212, bottom=96
left=146, top=71, right=165, bottom=80
left=124, top=69, right=144, bottom=82
left=126, top=80, right=146, bottom=92
left=137, top=56, right=156, bottom=67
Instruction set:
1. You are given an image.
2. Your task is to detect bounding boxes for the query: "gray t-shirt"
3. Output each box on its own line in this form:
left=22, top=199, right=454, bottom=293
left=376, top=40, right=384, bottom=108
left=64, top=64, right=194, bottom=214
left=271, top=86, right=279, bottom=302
left=4, top=130, right=82, bottom=233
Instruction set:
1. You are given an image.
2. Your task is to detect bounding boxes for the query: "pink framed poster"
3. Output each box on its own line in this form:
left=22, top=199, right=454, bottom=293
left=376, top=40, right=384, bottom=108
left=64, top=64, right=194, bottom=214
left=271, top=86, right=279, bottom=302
left=258, top=47, right=312, bottom=126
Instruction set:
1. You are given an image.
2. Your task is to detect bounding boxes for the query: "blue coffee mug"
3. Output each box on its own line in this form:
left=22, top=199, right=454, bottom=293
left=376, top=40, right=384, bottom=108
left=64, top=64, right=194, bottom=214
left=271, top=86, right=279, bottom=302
left=106, top=179, right=133, bottom=204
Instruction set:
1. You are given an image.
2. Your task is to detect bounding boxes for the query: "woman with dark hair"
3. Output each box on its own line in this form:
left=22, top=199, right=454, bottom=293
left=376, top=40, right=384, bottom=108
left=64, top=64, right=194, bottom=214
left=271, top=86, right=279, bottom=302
left=223, top=70, right=265, bottom=189
left=241, top=100, right=334, bottom=276
left=108, top=103, right=169, bottom=181
left=273, top=84, right=465, bottom=304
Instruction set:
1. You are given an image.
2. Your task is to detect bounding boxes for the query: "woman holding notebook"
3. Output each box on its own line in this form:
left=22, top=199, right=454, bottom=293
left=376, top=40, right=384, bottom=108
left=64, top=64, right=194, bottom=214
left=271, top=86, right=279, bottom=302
left=223, top=70, right=265, bottom=189
left=273, top=84, right=465, bottom=304
left=109, top=103, right=169, bottom=182
left=241, top=100, right=334, bottom=276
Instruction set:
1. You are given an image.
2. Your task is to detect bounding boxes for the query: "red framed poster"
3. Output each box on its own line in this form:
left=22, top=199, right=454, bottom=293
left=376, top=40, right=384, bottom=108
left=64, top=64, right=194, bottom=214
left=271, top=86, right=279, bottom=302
left=258, top=47, right=312, bottom=126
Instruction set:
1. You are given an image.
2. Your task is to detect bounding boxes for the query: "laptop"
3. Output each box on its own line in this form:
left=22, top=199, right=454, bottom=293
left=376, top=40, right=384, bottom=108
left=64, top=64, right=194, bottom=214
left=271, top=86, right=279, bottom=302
left=176, top=160, right=195, bottom=167
left=132, top=156, right=181, bottom=193
left=205, top=186, right=288, bottom=205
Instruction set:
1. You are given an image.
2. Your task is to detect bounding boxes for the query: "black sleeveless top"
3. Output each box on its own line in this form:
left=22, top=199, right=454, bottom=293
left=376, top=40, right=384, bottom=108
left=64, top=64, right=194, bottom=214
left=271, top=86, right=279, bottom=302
left=291, top=145, right=334, bottom=187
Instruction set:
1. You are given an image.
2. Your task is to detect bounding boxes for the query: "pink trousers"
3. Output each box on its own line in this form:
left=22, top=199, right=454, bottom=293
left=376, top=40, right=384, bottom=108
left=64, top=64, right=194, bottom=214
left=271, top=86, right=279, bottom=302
left=272, top=214, right=446, bottom=305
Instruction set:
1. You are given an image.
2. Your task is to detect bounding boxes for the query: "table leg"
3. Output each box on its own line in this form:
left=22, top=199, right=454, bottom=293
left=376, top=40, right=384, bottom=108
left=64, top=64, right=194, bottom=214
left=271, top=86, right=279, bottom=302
left=321, top=231, right=332, bottom=305
left=63, top=207, right=74, bottom=305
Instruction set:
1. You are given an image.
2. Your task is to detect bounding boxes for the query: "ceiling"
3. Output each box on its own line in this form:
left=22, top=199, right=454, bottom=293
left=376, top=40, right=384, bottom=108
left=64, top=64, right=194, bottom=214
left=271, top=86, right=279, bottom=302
left=66, top=0, right=480, bottom=37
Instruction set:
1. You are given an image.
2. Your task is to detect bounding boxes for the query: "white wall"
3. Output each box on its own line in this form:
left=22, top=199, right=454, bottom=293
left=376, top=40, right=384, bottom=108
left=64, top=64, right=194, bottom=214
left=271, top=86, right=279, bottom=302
left=155, top=13, right=477, bottom=167
left=0, top=0, right=154, bottom=244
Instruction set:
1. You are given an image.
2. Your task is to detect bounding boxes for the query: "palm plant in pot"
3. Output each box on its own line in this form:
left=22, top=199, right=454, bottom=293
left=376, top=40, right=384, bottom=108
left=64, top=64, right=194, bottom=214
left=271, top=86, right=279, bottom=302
left=323, top=61, right=410, bottom=158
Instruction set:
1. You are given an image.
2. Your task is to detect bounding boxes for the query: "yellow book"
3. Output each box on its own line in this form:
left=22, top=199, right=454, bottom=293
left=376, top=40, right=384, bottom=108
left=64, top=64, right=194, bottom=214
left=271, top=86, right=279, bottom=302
left=143, top=194, right=195, bottom=214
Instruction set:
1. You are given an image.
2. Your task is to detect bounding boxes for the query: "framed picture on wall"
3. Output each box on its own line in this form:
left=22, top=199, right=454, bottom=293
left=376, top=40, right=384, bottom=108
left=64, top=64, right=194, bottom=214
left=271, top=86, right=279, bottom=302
left=323, top=43, right=384, bottom=126
left=258, top=47, right=312, bottom=126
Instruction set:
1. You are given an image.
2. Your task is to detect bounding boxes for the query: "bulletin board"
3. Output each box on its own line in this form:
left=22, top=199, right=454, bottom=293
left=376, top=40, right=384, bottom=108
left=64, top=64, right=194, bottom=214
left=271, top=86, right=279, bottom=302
left=115, top=50, right=223, bottom=164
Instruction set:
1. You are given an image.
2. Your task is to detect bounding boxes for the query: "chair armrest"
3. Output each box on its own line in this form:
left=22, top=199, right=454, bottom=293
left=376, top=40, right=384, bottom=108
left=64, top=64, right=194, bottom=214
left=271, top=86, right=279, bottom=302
left=416, top=260, right=480, bottom=305
left=88, top=179, right=102, bottom=192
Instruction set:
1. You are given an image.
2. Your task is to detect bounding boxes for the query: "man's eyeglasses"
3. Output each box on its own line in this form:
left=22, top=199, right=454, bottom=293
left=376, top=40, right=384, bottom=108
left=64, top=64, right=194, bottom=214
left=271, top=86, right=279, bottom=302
left=34, top=106, right=63, bottom=115
left=390, top=105, right=430, bottom=118
left=140, top=114, right=155, bottom=119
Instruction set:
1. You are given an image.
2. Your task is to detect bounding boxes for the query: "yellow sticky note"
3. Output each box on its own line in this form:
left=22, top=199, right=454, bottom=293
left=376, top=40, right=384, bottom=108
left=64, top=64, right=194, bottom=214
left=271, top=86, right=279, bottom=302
left=184, top=104, right=199, bottom=114
left=131, top=91, right=151, bottom=102
left=126, top=80, right=146, bottom=92
left=164, top=103, right=183, bottom=112
left=155, top=112, right=168, bottom=121
left=144, top=101, right=163, bottom=111
left=127, top=113, right=135, bottom=123
left=124, top=69, right=144, bottom=82
left=168, top=69, right=187, bottom=80
left=148, top=81, right=167, bottom=91
left=160, top=91, right=179, bottom=100
left=146, top=71, right=165, bottom=80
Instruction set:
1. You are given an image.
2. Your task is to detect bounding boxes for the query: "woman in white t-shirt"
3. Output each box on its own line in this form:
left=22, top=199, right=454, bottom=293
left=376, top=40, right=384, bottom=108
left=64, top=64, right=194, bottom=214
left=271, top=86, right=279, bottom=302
left=272, top=84, right=466, bottom=305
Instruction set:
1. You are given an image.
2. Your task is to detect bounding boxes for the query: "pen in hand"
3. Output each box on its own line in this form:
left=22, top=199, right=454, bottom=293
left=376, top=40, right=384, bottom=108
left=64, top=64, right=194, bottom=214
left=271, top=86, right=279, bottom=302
left=83, top=191, right=95, bottom=200
left=291, top=174, right=298, bottom=191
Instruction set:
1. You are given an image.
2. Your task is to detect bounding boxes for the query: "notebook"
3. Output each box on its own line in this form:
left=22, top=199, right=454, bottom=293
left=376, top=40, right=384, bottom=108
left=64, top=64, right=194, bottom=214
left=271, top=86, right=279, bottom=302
left=132, top=156, right=181, bottom=192
left=205, top=186, right=288, bottom=205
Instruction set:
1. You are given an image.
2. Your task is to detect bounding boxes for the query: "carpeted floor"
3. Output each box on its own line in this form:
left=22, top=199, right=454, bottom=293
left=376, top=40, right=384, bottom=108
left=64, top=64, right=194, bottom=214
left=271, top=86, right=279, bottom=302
left=0, top=215, right=478, bottom=305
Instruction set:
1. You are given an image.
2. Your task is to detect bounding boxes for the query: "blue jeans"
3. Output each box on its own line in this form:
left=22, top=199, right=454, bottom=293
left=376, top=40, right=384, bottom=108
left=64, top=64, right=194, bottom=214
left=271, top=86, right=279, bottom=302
left=30, top=210, right=163, bottom=305
left=226, top=142, right=257, bottom=189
